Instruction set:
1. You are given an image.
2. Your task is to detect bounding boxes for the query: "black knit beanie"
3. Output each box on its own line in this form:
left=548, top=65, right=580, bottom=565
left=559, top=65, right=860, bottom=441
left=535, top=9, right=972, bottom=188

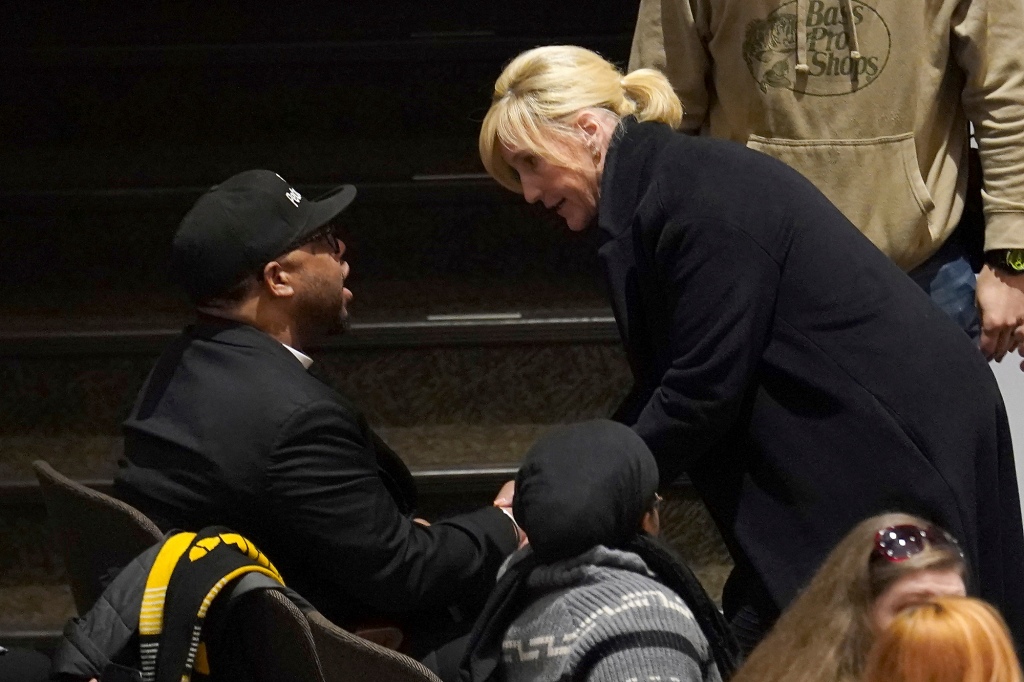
left=513, top=419, right=659, bottom=562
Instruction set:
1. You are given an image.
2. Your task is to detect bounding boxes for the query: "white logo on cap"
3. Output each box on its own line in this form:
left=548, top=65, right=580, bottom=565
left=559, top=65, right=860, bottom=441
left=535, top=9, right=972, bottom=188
left=285, top=187, right=302, bottom=207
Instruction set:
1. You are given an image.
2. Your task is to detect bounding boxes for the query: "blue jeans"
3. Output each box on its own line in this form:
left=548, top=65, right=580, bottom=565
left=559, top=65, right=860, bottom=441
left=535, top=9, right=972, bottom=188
left=908, top=237, right=981, bottom=341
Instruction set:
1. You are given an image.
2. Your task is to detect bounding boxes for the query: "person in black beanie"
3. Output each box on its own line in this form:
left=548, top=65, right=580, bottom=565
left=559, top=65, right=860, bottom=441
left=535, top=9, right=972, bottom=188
left=459, top=419, right=741, bottom=682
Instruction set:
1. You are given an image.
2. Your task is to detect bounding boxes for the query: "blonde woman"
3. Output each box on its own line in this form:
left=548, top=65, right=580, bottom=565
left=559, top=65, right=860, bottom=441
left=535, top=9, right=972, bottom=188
left=730, top=513, right=967, bottom=682
left=479, top=44, right=1024, bottom=652
left=864, top=597, right=1023, bottom=682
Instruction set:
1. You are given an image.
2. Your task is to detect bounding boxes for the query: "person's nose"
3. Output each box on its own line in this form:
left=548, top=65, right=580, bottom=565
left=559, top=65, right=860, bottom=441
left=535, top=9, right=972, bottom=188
left=521, top=177, right=542, bottom=205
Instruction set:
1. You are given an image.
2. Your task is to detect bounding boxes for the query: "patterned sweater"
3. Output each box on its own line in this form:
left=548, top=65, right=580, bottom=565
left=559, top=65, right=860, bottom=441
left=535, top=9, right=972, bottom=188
left=501, top=546, right=722, bottom=682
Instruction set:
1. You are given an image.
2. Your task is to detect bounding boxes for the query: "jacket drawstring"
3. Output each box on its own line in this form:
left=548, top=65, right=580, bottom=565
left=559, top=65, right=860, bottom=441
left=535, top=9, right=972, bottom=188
left=843, top=0, right=862, bottom=60
left=795, top=0, right=810, bottom=74
left=796, top=0, right=861, bottom=74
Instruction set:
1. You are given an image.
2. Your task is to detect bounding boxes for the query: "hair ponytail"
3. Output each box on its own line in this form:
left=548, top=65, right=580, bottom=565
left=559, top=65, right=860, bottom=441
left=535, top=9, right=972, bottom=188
left=620, top=68, right=683, bottom=128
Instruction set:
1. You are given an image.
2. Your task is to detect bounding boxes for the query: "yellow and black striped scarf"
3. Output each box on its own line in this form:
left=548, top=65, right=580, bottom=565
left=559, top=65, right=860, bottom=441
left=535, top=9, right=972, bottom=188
left=138, top=527, right=284, bottom=682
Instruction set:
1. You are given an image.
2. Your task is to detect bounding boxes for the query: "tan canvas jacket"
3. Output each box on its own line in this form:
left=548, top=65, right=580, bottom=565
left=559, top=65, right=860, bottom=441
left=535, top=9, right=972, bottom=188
left=630, top=0, right=1024, bottom=269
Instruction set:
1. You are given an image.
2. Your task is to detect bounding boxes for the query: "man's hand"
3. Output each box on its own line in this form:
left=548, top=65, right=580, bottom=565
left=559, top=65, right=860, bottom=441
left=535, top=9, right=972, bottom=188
left=1016, top=328, right=1024, bottom=371
left=493, top=480, right=529, bottom=548
left=493, top=479, right=515, bottom=508
left=976, top=265, right=1024, bottom=367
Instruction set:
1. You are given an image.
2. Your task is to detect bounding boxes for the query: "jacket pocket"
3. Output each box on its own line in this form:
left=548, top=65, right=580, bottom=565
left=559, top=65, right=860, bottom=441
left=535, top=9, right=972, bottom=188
left=746, top=132, right=936, bottom=270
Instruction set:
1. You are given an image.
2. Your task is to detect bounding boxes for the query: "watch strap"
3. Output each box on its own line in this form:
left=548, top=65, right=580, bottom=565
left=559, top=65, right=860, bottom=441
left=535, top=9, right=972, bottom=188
left=985, top=249, right=1024, bottom=274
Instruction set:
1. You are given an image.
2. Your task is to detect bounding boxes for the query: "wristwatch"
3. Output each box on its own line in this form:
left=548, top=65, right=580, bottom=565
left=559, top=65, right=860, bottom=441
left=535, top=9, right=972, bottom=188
left=985, top=249, right=1024, bottom=275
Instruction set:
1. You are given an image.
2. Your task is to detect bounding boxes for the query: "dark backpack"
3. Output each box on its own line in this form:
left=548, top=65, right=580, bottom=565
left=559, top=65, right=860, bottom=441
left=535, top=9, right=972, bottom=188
left=50, top=526, right=310, bottom=682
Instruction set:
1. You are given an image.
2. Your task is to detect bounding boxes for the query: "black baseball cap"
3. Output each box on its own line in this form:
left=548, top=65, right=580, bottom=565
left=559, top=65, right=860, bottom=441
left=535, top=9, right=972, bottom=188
left=171, top=169, right=356, bottom=302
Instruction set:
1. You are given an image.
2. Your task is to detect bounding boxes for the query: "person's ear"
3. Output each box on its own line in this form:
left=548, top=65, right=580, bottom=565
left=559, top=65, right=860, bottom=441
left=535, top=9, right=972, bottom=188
left=262, top=261, right=295, bottom=298
left=574, top=110, right=613, bottom=165
left=575, top=110, right=599, bottom=134
left=641, top=508, right=660, bottom=536
left=575, top=111, right=603, bottom=146
left=572, top=112, right=598, bottom=163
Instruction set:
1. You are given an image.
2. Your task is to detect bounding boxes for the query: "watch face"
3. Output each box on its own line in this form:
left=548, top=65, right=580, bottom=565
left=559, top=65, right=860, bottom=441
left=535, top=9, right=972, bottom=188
left=1007, top=249, right=1024, bottom=272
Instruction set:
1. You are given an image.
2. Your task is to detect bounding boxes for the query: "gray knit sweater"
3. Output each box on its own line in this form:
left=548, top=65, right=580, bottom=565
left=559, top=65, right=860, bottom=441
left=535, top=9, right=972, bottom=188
left=500, top=546, right=722, bottom=682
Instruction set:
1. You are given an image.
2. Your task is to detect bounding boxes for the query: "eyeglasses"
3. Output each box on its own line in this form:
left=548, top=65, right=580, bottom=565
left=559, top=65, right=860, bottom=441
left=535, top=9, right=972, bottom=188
left=871, top=524, right=963, bottom=563
left=652, top=493, right=663, bottom=513
left=296, top=223, right=342, bottom=254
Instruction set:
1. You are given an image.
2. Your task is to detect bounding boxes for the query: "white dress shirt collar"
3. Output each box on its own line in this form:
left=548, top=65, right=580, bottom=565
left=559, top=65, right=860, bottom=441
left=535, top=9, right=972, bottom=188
left=282, top=343, right=313, bottom=369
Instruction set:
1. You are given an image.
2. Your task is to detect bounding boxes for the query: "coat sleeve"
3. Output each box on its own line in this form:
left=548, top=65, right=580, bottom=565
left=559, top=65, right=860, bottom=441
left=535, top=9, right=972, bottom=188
left=49, top=545, right=161, bottom=681
left=264, top=400, right=518, bottom=616
left=632, top=216, right=780, bottom=484
left=953, top=0, right=1024, bottom=249
left=629, top=0, right=712, bottom=133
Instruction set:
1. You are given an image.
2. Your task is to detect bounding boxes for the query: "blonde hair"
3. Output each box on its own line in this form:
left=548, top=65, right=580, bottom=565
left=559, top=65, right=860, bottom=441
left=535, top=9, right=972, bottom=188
left=479, top=45, right=682, bottom=193
left=730, top=512, right=967, bottom=682
left=864, top=597, right=1023, bottom=682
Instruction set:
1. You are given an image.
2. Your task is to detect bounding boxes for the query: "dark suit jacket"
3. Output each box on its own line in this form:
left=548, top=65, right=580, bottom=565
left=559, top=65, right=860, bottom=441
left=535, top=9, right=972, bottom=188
left=597, top=118, right=1024, bottom=642
left=115, top=320, right=518, bottom=632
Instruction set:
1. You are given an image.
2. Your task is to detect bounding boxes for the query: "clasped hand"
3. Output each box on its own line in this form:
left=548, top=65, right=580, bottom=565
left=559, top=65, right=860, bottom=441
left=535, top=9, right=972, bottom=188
left=977, top=265, right=1024, bottom=371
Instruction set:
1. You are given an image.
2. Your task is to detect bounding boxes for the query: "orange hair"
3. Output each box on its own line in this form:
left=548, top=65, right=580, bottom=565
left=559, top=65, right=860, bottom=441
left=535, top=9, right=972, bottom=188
left=864, top=596, right=1023, bottom=682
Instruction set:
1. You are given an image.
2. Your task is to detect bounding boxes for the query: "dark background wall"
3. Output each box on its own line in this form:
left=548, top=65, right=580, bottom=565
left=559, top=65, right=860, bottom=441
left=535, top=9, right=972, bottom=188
left=0, top=1, right=647, bottom=322
left=0, top=1, right=733, bottom=644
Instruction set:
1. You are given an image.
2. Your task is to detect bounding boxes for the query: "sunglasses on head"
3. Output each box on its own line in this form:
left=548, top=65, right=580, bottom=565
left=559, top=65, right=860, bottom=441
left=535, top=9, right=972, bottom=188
left=871, top=524, right=963, bottom=563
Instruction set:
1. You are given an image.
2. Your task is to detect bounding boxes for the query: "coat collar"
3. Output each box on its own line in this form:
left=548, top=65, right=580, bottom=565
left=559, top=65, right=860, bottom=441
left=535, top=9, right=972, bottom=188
left=597, top=116, right=677, bottom=239
left=186, top=316, right=303, bottom=367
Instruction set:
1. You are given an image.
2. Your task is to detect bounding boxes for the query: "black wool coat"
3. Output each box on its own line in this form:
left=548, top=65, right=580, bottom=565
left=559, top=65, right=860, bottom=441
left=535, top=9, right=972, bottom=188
left=597, top=118, right=1024, bottom=641
left=116, top=320, right=518, bottom=635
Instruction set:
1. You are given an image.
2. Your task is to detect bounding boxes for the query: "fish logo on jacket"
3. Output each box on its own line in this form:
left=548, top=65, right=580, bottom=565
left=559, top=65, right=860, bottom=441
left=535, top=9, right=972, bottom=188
left=743, top=0, right=890, bottom=96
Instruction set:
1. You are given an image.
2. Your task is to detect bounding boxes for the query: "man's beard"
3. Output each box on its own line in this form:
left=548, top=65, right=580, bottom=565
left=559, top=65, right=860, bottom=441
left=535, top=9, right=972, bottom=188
left=294, top=273, right=349, bottom=340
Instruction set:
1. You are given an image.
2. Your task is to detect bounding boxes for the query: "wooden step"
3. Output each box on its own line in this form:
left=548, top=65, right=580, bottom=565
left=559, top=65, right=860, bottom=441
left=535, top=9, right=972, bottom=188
left=0, top=586, right=74, bottom=633
left=1, top=346, right=631, bottom=436
left=1, top=306, right=619, bottom=353
left=0, top=425, right=563, bottom=483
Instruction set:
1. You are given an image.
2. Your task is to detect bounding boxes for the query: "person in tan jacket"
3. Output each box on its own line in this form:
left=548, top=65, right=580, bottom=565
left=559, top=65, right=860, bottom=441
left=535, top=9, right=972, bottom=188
left=630, top=0, right=1024, bottom=369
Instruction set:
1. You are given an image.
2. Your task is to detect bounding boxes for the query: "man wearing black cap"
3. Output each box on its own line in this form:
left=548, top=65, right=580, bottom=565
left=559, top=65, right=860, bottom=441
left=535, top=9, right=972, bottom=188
left=114, top=170, right=521, bottom=656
